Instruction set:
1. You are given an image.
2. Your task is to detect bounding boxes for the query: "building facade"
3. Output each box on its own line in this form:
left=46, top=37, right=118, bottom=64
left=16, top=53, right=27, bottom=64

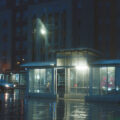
left=0, top=10, right=12, bottom=72
left=0, top=0, right=120, bottom=76
left=27, top=0, right=95, bottom=62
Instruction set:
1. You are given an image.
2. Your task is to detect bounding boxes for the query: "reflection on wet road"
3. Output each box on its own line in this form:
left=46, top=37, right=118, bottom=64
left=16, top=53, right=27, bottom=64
left=0, top=90, right=120, bottom=120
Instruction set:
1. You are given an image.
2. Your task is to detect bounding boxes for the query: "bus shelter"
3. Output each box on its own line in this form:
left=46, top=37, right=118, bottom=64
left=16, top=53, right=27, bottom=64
left=21, top=62, right=57, bottom=99
left=86, top=59, right=120, bottom=102
left=56, top=48, right=101, bottom=99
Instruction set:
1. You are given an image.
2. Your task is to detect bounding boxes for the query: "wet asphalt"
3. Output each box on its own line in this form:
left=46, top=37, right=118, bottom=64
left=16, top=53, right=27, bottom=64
left=0, top=89, right=120, bottom=120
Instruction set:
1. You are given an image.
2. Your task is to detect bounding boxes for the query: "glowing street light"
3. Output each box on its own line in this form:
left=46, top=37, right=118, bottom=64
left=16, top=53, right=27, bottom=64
left=40, top=27, right=47, bottom=35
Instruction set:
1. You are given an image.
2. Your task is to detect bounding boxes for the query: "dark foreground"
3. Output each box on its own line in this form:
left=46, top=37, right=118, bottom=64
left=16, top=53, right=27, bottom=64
left=0, top=90, right=120, bottom=120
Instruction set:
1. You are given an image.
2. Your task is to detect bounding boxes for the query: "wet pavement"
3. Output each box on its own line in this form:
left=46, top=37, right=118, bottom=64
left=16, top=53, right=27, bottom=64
left=0, top=90, right=120, bottom=120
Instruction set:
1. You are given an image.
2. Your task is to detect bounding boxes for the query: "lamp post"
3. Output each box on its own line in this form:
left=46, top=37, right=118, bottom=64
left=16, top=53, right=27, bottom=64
left=36, top=18, right=48, bottom=61
left=36, top=18, right=56, bottom=61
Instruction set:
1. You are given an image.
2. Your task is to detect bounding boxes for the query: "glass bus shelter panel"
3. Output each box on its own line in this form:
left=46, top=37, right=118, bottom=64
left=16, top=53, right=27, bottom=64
left=29, top=69, right=53, bottom=94
left=92, top=67, right=115, bottom=95
left=116, top=67, right=120, bottom=91
left=92, top=68, right=100, bottom=95
left=69, top=68, right=89, bottom=95
left=19, top=73, right=26, bottom=86
left=0, top=74, right=4, bottom=79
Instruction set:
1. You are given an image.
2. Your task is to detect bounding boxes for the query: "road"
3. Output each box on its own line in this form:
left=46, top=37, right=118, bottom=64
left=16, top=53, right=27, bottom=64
left=0, top=89, right=120, bottom=120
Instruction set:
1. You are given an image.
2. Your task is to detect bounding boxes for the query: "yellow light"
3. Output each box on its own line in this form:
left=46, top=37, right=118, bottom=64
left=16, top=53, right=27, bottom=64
left=17, top=61, right=20, bottom=65
left=5, top=84, right=9, bottom=88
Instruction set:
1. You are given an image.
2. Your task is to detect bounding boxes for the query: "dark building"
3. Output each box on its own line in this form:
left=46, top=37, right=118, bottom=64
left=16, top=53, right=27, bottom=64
left=0, top=0, right=119, bottom=72
left=94, top=0, right=119, bottom=59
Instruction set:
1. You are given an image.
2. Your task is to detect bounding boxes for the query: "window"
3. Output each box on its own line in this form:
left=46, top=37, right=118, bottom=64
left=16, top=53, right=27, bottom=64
left=106, top=2, right=110, bottom=7
left=0, top=0, right=6, bottom=6
left=98, top=19, right=102, bottom=24
left=29, top=69, right=53, bottom=93
left=97, top=1, right=102, bottom=8
left=106, top=18, right=110, bottom=24
left=78, top=0, right=82, bottom=8
left=61, top=11, right=66, bottom=48
left=24, top=0, right=28, bottom=3
left=2, top=35, right=8, bottom=42
left=16, top=0, right=20, bottom=6
left=2, top=50, right=7, bottom=56
left=22, top=26, right=27, bottom=35
left=34, top=0, right=38, bottom=3
left=23, top=11, right=28, bottom=21
left=16, top=12, right=20, bottom=19
left=16, top=27, right=21, bottom=36
left=92, top=67, right=115, bottom=95
left=16, top=41, right=20, bottom=50
left=70, top=68, right=89, bottom=95
left=2, top=20, right=8, bottom=28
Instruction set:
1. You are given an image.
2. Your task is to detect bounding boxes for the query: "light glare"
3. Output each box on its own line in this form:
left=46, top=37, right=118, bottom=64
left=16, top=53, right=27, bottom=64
left=40, top=28, right=46, bottom=35
left=75, top=62, right=89, bottom=71
left=5, top=84, right=9, bottom=88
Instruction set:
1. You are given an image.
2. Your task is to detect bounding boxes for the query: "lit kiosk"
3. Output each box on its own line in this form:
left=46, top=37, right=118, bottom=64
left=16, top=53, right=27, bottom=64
left=56, top=48, right=101, bottom=99
left=21, top=62, right=57, bottom=99
left=86, top=59, right=120, bottom=103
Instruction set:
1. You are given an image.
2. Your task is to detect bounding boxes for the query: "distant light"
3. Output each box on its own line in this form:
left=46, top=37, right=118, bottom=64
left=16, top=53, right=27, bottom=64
left=108, top=87, right=112, bottom=91
left=5, top=93, right=8, bottom=101
left=22, top=59, right=25, bottom=61
left=116, top=86, right=119, bottom=91
left=5, top=84, right=9, bottom=88
left=50, top=63, right=54, bottom=66
left=36, top=74, right=40, bottom=79
left=102, top=86, right=106, bottom=90
left=25, top=68, right=27, bottom=71
left=17, top=61, right=20, bottom=65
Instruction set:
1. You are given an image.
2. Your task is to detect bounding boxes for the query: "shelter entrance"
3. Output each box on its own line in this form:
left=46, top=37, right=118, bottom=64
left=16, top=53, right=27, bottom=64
left=57, top=69, right=65, bottom=98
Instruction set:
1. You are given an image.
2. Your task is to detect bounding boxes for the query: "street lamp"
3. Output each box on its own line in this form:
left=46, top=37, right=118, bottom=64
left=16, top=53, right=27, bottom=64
left=36, top=18, right=48, bottom=61
left=37, top=18, right=47, bottom=36
left=40, top=26, right=47, bottom=35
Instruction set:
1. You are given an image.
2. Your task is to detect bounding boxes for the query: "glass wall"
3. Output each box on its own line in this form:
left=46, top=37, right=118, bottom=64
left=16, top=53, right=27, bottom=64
left=115, top=67, right=120, bottom=91
left=0, top=74, right=4, bottom=79
left=92, top=67, right=115, bottom=95
left=19, top=72, right=26, bottom=86
left=92, top=68, right=100, bottom=95
left=69, top=68, right=89, bottom=95
left=29, top=69, right=53, bottom=93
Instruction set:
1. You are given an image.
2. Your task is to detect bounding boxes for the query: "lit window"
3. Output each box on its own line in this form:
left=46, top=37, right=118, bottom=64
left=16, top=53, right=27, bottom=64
left=17, top=61, right=20, bottom=65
